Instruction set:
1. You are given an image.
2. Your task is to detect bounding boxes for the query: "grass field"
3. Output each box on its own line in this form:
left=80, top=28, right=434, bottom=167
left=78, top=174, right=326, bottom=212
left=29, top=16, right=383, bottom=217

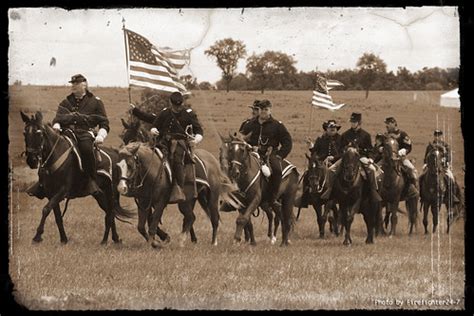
left=8, top=86, right=465, bottom=310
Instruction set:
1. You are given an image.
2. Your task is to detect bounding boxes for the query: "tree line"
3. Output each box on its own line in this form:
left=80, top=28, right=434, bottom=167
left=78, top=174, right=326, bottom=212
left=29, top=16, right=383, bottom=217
left=184, top=38, right=459, bottom=97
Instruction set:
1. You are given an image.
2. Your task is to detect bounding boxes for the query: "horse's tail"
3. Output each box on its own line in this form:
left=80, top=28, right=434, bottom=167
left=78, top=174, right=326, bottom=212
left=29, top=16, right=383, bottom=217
left=113, top=194, right=135, bottom=224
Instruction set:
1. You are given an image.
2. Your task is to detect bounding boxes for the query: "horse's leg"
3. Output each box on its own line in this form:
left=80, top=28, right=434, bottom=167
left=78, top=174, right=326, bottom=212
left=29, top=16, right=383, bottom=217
left=146, top=207, right=170, bottom=243
left=204, top=189, right=220, bottom=246
left=137, top=205, right=149, bottom=242
left=247, top=218, right=257, bottom=246
left=363, top=207, right=375, bottom=244
left=148, top=198, right=167, bottom=249
left=244, top=223, right=251, bottom=243
left=383, top=206, right=390, bottom=230
left=407, top=198, right=418, bottom=235
left=264, top=207, right=274, bottom=241
left=432, top=200, right=439, bottom=234
left=93, top=190, right=115, bottom=245
left=235, top=197, right=261, bottom=244
left=423, top=202, right=430, bottom=234
left=52, top=203, right=68, bottom=244
left=177, top=200, right=197, bottom=247
left=340, top=204, right=352, bottom=245
left=388, top=203, right=398, bottom=236
left=33, top=190, right=66, bottom=243
left=273, top=210, right=280, bottom=244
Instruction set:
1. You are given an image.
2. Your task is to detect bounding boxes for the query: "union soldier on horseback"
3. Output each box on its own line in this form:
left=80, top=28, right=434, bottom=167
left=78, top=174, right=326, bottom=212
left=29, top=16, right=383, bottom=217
left=27, top=74, right=109, bottom=197
left=240, top=99, right=293, bottom=211
left=420, top=129, right=461, bottom=204
left=131, top=91, right=203, bottom=203
left=382, top=116, right=418, bottom=198
left=317, top=113, right=382, bottom=202
left=299, top=119, right=343, bottom=207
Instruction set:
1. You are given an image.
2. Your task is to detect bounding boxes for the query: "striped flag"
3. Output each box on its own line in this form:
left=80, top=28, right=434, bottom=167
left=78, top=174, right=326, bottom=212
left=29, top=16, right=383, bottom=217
left=311, top=75, right=346, bottom=110
left=124, top=29, right=189, bottom=94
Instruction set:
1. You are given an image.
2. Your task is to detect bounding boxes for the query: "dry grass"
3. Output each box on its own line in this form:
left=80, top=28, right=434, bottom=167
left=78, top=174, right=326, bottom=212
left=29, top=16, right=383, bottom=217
left=8, top=87, right=465, bottom=310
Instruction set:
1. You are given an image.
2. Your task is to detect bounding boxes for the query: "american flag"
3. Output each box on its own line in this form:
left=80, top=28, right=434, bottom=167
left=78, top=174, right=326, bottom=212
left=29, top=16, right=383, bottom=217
left=311, top=75, right=346, bottom=110
left=124, top=29, right=189, bottom=93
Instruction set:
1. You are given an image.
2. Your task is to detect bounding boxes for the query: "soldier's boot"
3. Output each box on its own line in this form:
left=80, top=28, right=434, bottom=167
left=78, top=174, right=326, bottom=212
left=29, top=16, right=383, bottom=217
left=269, top=175, right=282, bottom=212
left=406, top=171, right=419, bottom=199
left=26, top=181, right=46, bottom=199
left=368, top=169, right=383, bottom=202
left=84, top=156, right=101, bottom=196
left=169, top=164, right=186, bottom=204
left=320, top=170, right=335, bottom=201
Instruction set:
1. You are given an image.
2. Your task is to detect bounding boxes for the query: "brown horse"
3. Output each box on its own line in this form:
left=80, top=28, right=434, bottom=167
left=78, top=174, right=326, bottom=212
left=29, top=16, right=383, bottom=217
left=419, top=148, right=460, bottom=234
left=21, top=111, right=134, bottom=245
left=379, top=137, right=418, bottom=236
left=219, top=134, right=280, bottom=244
left=224, top=135, right=298, bottom=246
left=332, top=147, right=378, bottom=245
left=117, top=142, right=235, bottom=248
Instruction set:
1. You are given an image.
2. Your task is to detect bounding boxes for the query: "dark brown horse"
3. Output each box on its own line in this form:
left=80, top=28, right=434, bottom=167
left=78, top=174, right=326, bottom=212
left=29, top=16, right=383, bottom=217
left=298, top=154, right=340, bottom=238
left=224, top=135, right=298, bottom=246
left=117, top=142, right=236, bottom=248
left=379, top=137, right=418, bottom=236
left=219, top=134, right=280, bottom=244
left=419, top=147, right=460, bottom=234
left=21, top=111, right=134, bottom=244
left=332, top=147, right=378, bottom=245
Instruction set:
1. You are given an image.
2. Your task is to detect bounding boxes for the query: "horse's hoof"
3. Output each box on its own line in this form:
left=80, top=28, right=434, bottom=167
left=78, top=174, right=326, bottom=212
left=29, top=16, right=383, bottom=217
left=191, top=239, right=198, bottom=244
left=32, top=236, right=43, bottom=243
left=151, top=240, right=162, bottom=249
left=250, top=241, right=257, bottom=246
left=270, top=236, right=277, bottom=245
left=343, top=240, right=351, bottom=246
left=163, top=236, right=171, bottom=244
left=100, top=240, right=107, bottom=246
left=365, top=239, right=374, bottom=244
left=60, top=238, right=68, bottom=244
left=212, top=241, right=218, bottom=246
left=113, top=239, right=123, bottom=244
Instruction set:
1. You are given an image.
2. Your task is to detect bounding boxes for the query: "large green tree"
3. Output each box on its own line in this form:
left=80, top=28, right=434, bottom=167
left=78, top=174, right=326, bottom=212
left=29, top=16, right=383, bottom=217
left=246, top=51, right=297, bottom=93
left=205, top=38, right=247, bottom=92
left=356, top=53, right=387, bottom=98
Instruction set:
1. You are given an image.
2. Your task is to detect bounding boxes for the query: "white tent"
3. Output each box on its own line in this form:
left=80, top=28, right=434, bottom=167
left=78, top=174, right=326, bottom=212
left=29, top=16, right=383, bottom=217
left=440, top=88, right=460, bottom=108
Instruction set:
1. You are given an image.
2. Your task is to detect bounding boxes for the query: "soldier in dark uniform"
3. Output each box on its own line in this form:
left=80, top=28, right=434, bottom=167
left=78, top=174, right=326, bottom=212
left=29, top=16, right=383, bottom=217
left=240, top=99, right=292, bottom=210
left=420, top=129, right=460, bottom=203
left=372, top=133, right=385, bottom=164
left=382, top=116, right=418, bottom=198
left=306, top=120, right=343, bottom=164
left=148, top=92, right=203, bottom=203
left=239, top=100, right=260, bottom=133
left=52, top=74, right=109, bottom=195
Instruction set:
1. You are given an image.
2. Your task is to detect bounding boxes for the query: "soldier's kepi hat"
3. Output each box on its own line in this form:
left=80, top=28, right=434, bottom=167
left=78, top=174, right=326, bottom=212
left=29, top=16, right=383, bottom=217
left=434, top=129, right=443, bottom=136
left=257, top=99, right=272, bottom=109
left=323, top=119, right=341, bottom=131
left=170, top=92, right=184, bottom=106
left=69, top=74, right=87, bottom=84
left=350, top=112, right=362, bottom=122
left=248, top=100, right=260, bottom=109
left=384, top=116, right=397, bottom=124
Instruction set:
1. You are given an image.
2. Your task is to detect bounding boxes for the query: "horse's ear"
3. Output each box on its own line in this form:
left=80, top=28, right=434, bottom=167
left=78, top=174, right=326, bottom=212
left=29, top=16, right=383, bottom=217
left=35, top=111, right=43, bottom=124
left=121, top=118, right=130, bottom=129
left=20, top=111, right=30, bottom=123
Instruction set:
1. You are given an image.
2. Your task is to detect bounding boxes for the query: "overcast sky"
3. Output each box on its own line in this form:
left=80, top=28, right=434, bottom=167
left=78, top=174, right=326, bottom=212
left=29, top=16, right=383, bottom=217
left=8, top=7, right=459, bottom=87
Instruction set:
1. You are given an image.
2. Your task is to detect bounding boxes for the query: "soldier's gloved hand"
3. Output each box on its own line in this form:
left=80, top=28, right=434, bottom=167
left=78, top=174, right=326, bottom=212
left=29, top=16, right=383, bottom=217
left=150, top=128, right=159, bottom=136
left=378, top=147, right=384, bottom=153
left=398, top=148, right=407, bottom=156
left=360, top=157, right=370, bottom=165
left=327, top=155, right=334, bottom=162
left=52, top=123, right=61, bottom=131
left=192, top=134, right=203, bottom=144
left=130, top=103, right=136, bottom=109
left=305, top=136, right=314, bottom=148
left=95, top=135, right=104, bottom=144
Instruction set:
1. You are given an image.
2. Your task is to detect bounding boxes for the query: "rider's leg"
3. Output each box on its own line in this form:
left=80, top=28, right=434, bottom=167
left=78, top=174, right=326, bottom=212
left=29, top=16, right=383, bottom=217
left=77, top=131, right=100, bottom=195
left=402, top=158, right=418, bottom=198
left=320, top=159, right=341, bottom=200
left=268, top=154, right=283, bottom=209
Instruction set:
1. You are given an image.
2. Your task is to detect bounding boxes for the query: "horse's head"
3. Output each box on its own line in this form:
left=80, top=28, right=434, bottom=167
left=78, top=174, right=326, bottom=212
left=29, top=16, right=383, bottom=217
left=21, top=111, right=45, bottom=169
left=383, top=137, right=400, bottom=163
left=120, top=117, right=148, bottom=145
left=341, top=146, right=360, bottom=182
left=227, top=132, right=252, bottom=181
left=116, top=142, right=142, bottom=196
left=306, top=153, right=325, bottom=193
left=427, top=148, right=444, bottom=175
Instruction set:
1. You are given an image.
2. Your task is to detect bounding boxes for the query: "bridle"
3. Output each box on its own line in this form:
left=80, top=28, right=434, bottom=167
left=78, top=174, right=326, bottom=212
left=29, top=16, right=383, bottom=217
left=24, top=123, right=61, bottom=169
left=341, top=149, right=360, bottom=183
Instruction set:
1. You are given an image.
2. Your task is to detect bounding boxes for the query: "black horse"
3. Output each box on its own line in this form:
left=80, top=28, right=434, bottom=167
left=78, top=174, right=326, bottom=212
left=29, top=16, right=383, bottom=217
left=297, top=154, right=340, bottom=238
left=332, top=147, right=378, bottom=245
left=21, top=111, right=134, bottom=244
left=419, top=147, right=461, bottom=234
left=379, top=137, right=418, bottom=236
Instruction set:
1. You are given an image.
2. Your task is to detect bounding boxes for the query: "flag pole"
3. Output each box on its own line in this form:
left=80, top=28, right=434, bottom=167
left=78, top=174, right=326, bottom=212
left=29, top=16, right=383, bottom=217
left=308, top=102, right=314, bottom=136
left=122, top=18, right=132, bottom=105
